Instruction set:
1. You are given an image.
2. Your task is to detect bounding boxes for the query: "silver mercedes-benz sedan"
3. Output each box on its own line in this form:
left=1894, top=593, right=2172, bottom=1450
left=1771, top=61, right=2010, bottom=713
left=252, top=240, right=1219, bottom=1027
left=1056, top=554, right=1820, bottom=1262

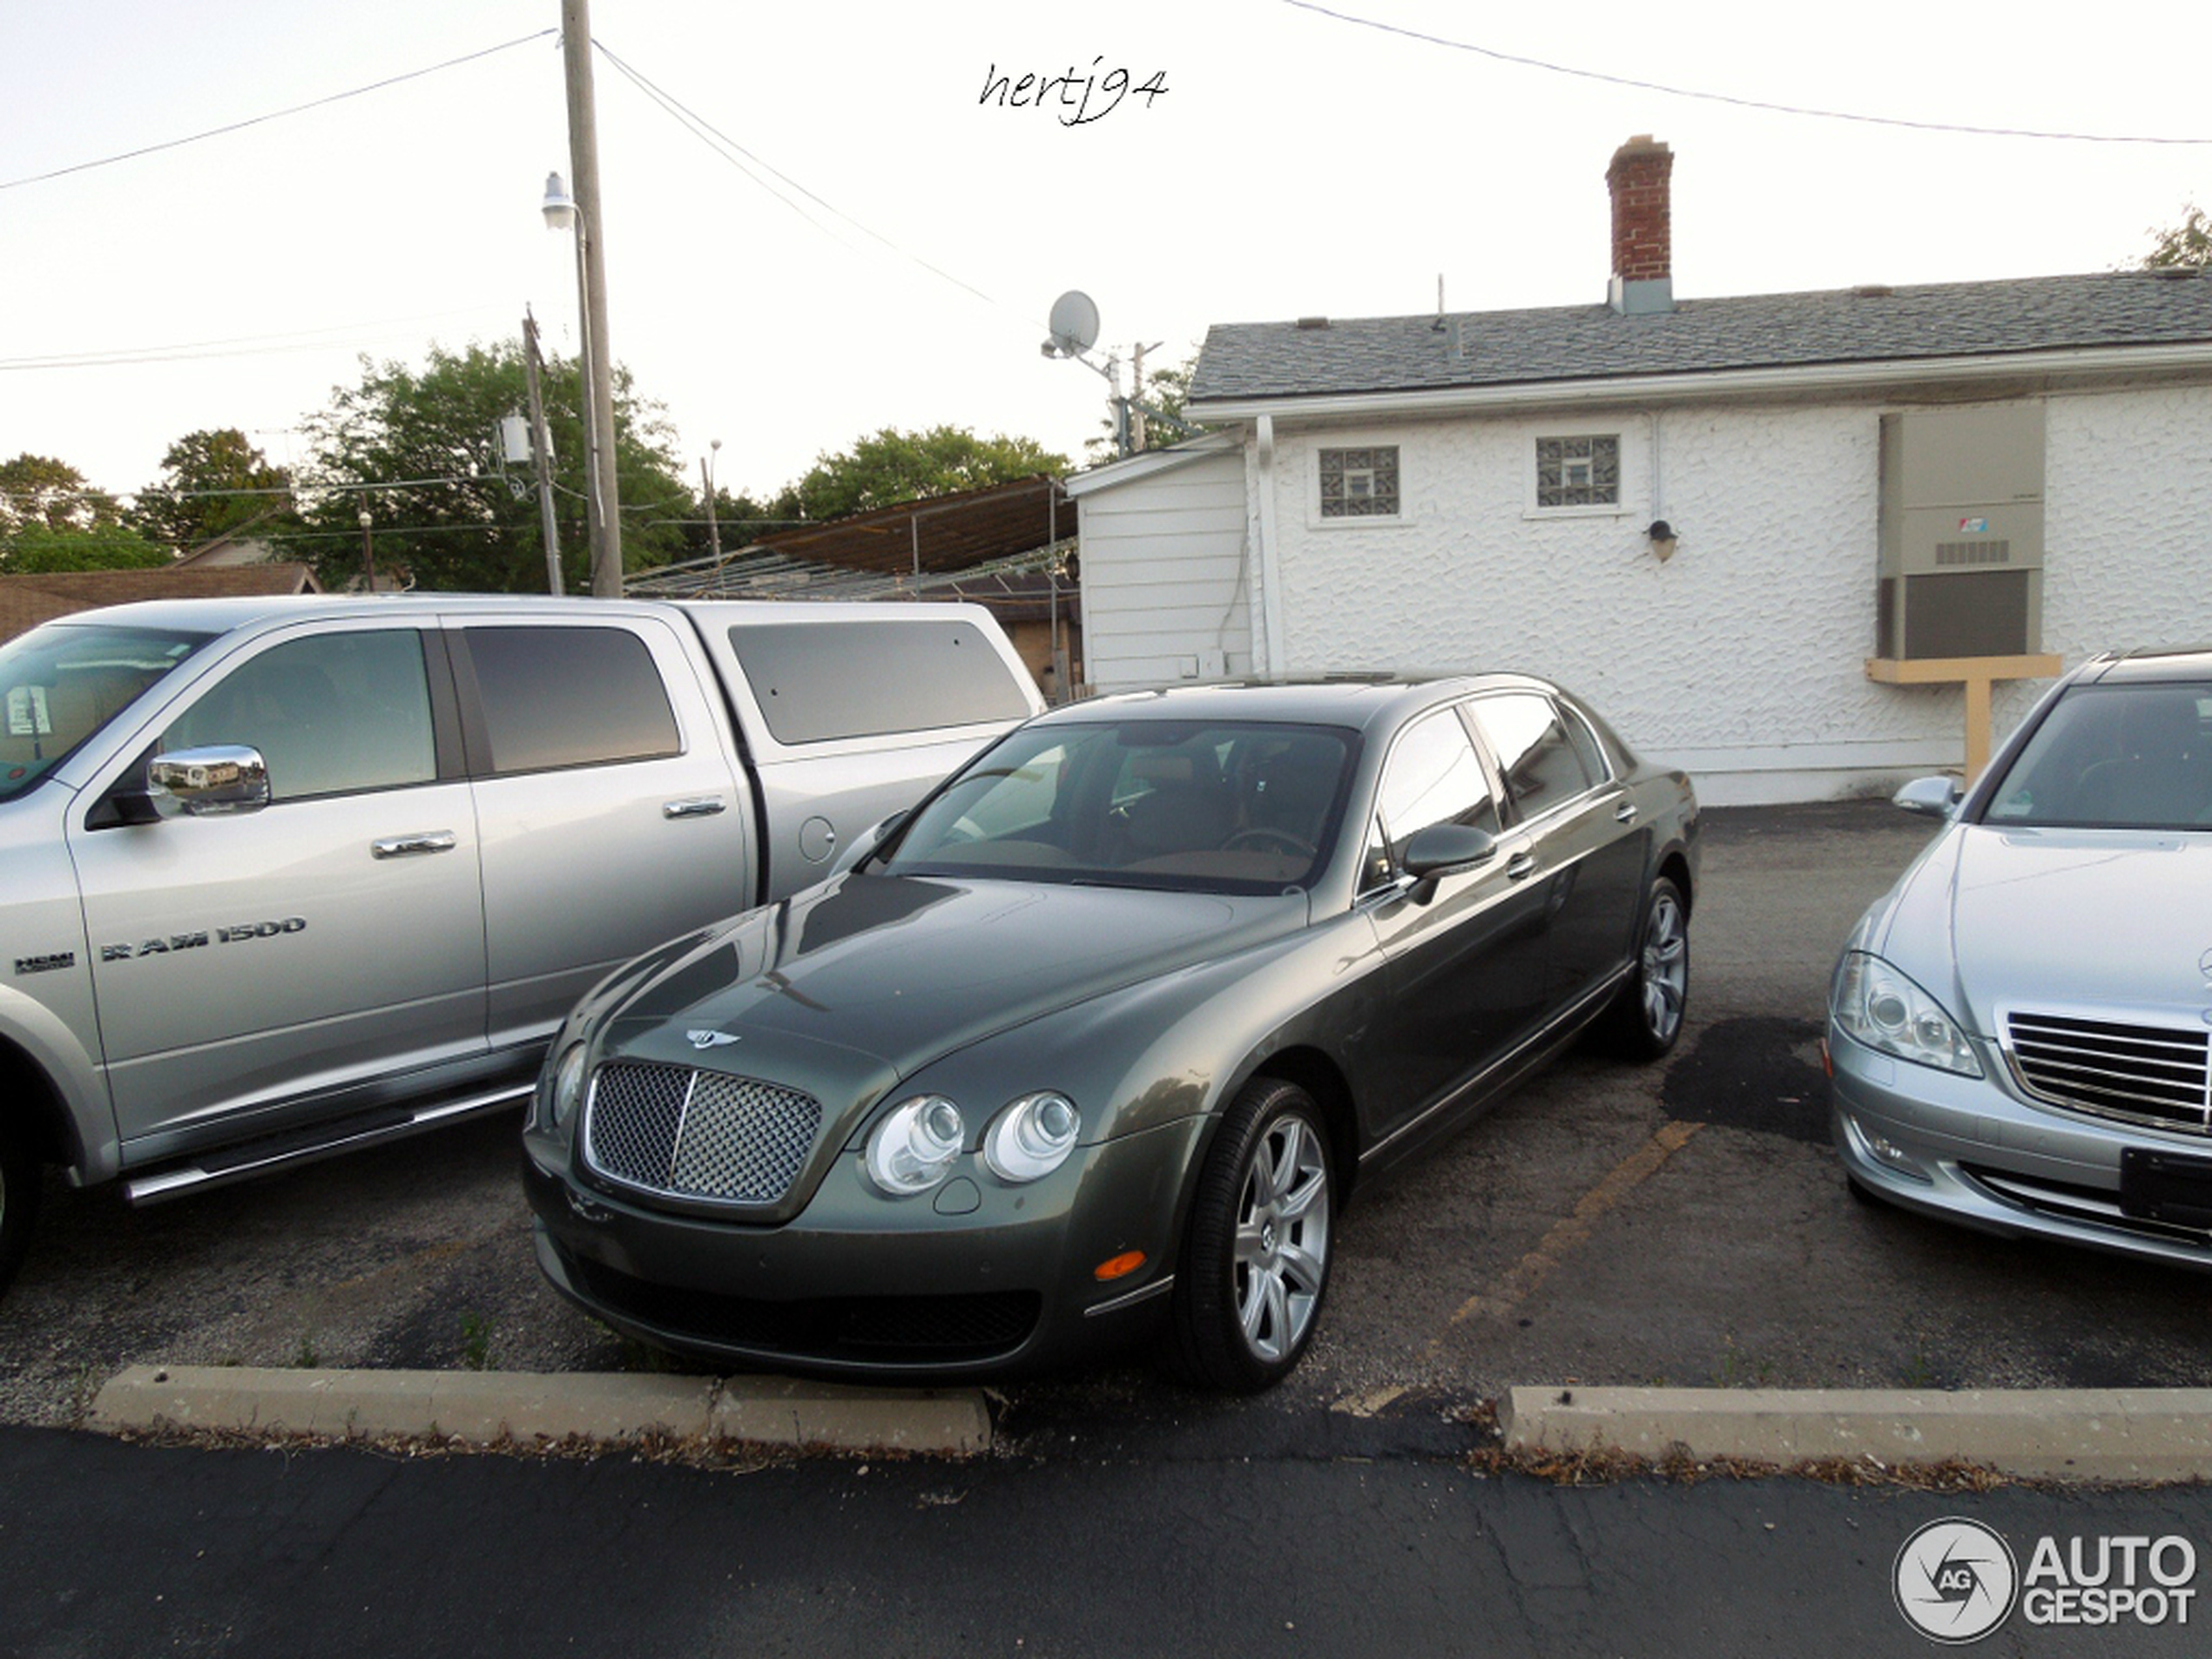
left=1829, top=646, right=2212, bottom=1266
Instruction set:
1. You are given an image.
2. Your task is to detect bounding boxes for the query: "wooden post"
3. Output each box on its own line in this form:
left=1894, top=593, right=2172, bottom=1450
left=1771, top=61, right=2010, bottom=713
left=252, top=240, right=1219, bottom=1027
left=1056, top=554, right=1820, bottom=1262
left=1865, top=654, right=2064, bottom=781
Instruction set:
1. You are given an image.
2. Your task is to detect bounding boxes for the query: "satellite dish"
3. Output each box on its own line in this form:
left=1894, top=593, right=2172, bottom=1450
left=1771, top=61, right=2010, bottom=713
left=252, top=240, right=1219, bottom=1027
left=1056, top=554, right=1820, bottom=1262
left=1048, top=291, right=1100, bottom=357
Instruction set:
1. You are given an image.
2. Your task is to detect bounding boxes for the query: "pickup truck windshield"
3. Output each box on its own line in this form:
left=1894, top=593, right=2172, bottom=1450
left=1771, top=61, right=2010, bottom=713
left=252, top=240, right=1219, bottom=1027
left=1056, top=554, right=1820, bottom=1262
left=0, top=622, right=209, bottom=802
left=881, top=719, right=1359, bottom=894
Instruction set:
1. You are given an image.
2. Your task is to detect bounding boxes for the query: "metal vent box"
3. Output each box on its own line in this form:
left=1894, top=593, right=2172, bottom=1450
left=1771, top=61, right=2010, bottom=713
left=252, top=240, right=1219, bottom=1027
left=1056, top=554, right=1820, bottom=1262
left=1877, top=403, right=2045, bottom=660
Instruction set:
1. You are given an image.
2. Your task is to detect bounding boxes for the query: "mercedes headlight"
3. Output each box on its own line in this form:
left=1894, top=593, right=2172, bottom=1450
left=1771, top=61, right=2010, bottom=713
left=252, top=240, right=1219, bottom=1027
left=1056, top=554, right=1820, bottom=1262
left=1831, top=952, right=1982, bottom=1076
left=982, top=1092, right=1081, bottom=1184
left=865, top=1096, right=967, bottom=1196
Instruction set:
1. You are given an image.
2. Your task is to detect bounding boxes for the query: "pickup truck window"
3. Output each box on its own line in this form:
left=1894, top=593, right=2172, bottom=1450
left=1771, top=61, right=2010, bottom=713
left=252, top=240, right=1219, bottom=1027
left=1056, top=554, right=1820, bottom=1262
left=464, top=625, right=681, bottom=774
left=0, top=623, right=207, bottom=802
left=727, top=619, right=1034, bottom=745
left=161, top=629, right=437, bottom=801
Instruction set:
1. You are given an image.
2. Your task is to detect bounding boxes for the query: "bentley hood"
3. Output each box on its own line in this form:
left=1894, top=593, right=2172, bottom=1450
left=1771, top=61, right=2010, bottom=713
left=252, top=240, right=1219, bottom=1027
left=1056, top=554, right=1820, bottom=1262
left=1881, top=824, right=2212, bottom=1030
left=600, top=873, right=1308, bottom=1105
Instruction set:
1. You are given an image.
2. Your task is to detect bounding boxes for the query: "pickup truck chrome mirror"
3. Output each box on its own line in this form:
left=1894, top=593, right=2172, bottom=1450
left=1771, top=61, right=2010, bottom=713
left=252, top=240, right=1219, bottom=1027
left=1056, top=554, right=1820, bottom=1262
left=1892, top=775, right=1963, bottom=820
left=149, top=745, right=272, bottom=819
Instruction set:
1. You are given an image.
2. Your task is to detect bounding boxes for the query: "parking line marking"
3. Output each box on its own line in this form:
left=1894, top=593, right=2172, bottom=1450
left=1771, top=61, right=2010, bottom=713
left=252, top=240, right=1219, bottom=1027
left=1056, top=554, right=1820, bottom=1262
left=1435, top=1120, right=1702, bottom=1337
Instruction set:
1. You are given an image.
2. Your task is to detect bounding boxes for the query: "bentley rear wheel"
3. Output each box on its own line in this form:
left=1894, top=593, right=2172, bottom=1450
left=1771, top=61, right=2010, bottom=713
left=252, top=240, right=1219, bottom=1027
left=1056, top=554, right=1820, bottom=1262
left=1167, top=1077, right=1334, bottom=1393
left=1598, top=875, right=1689, bottom=1061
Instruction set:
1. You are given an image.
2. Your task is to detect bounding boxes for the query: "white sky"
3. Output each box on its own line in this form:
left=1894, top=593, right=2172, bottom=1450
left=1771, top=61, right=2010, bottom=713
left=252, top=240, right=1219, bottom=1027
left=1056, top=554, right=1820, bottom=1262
left=3, top=0, right=2209, bottom=509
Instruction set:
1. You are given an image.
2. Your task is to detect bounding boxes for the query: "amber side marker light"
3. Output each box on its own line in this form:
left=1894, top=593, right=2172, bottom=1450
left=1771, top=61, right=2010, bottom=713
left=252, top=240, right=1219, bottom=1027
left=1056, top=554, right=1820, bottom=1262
left=1094, top=1251, right=1147, bottom=1282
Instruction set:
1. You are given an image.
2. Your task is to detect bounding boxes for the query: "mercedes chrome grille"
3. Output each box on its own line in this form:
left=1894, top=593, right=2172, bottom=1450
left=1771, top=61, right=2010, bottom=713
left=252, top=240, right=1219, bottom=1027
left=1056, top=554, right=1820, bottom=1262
left=2005, top=1011, right=2212, bottom=1134
left=583, top=1060, right=820, bottom=1206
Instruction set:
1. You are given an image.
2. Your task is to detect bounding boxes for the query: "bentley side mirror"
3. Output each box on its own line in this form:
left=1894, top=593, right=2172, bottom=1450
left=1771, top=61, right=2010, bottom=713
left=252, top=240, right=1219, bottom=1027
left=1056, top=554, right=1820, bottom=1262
left=1401, top=822, right=1499, bottom=881
left=1893, top=775, right=1963, bottom=820
left=149, top=745, right=272, bottom=819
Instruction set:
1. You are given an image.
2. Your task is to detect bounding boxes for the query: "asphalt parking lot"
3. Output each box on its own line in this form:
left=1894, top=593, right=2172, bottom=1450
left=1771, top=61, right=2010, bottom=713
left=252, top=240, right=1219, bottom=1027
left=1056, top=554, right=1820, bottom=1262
left=6, top=798, right=2210, bottom=1431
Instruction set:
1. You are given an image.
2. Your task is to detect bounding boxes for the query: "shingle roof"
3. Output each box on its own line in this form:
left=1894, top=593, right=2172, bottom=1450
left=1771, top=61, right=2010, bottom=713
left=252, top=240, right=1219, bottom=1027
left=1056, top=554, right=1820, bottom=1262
left=1188, top=270, right=2212, bottom=404
left=0, top=563, right=319, bottom=645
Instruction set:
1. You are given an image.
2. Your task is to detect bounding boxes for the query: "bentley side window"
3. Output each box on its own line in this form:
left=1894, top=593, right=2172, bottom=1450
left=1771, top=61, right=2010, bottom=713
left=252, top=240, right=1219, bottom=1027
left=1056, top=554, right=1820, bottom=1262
left=1467, top=692, right=1595, bottom=821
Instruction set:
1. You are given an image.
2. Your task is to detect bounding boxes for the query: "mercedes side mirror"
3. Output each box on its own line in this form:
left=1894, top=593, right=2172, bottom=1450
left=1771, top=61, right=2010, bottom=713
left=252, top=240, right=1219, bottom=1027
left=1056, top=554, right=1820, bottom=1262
left=1893, top=775, right=1963, bottom=820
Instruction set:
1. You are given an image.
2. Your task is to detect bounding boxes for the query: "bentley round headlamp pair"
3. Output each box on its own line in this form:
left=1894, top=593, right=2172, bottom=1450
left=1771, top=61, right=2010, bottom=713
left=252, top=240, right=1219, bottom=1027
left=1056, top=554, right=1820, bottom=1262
left=864, top=1091, right=1081, bottom=1195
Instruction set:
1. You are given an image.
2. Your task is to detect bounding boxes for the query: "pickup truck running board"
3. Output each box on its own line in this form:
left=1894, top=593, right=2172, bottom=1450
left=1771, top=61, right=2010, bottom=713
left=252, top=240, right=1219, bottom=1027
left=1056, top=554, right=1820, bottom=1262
left=121, top=1083, right=535, bottom=1206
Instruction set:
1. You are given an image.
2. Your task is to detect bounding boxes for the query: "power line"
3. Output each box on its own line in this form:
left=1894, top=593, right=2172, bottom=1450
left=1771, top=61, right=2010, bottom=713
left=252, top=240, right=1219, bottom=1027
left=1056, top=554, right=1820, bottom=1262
left=592, top=40, right=1035, bottom=324
left=0, top=307, right=518, bottom=373
left=0, top=30, right=559, bottom=193
left=1278, top=0, right=2212, bottom=145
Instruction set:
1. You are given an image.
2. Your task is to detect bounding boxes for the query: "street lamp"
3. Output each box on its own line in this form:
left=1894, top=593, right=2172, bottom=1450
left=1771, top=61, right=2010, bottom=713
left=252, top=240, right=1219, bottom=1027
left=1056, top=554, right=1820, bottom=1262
left=542, top=169, right=622, bottom=595
left=542, top=172, right=605, bottom=591
left=356, top=506, right=377, bottom=592
left=701, top=437, right=723, bottom=570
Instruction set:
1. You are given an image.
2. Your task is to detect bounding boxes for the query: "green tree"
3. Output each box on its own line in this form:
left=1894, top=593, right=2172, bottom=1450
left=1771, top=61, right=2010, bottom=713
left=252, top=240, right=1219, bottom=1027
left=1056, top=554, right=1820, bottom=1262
left=293, top=341, right=691, bottom=593
left=0, top=454, right=169, bottom=573
left=794, top=426, right=1068, bottom=522
left=0, top=454, right=118, bottom=536
left=129, top=428, right=296, bottom=554
left=2, top=520, right=172, bottom=574
left=2143, top=205, right=2212, bottom=271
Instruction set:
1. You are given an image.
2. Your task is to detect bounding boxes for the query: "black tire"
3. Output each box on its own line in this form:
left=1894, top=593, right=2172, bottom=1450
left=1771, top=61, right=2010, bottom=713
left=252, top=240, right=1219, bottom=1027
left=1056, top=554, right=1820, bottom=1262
left=1165, top=1077, right=1334, bottom=1393
left=1597, top=875, right=1689, bottom=1061
left=0, top=1124, right=38, bottom=1302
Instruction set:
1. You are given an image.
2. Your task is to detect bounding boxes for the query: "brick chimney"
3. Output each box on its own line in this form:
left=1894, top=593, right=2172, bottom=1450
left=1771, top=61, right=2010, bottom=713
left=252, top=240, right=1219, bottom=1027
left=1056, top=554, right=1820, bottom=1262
left=1606, top=135, right=1674, bottom=315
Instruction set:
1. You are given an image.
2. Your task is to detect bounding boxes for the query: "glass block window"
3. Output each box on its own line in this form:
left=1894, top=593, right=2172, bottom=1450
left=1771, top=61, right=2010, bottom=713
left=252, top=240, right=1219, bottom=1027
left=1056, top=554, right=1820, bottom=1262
left=1318, top=447, right=1400, bottom=518
left=1534, top=435, right=1621, bottom=509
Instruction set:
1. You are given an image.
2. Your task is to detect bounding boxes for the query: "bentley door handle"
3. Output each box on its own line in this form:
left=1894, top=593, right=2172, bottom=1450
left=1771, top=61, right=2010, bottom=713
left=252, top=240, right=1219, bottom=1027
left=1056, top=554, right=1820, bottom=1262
left=663, top=797, right=728, bottom=819
left=372, top=831, right=457, bottom=859
left=1505, top=853, right=1538, bottom=881
left=1614, top=801, right=1640, bottom=823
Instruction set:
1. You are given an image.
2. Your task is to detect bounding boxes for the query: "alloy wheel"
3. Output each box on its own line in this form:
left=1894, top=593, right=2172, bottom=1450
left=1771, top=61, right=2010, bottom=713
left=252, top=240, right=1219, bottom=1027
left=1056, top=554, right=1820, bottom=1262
left=1231, top=1112, right=1331, bottom=1363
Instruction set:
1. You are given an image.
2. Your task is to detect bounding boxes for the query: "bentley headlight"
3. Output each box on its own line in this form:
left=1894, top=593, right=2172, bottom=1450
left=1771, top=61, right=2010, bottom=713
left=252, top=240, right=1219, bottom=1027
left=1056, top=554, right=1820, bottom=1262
left=865, top=1096, right=966, bottom=1196
left=1831, top=952, right=1982, bottom=1077
left=549, top=1043, right=590, bottom=1130
left=982, top=1092, right=1081, bottom=1183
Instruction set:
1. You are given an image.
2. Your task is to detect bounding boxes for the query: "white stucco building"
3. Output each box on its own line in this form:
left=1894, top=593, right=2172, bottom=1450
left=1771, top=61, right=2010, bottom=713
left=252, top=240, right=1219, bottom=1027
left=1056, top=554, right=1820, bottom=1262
left=1067, top=138, right=2212, bottom=805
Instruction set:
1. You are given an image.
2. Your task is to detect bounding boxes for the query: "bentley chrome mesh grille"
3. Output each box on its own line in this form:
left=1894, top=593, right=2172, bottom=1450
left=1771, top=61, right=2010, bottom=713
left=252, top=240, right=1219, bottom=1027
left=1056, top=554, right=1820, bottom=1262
left=584, top=1061, right=820, bottom=1205
left=2006, top=1012, right=2212, bottom=1134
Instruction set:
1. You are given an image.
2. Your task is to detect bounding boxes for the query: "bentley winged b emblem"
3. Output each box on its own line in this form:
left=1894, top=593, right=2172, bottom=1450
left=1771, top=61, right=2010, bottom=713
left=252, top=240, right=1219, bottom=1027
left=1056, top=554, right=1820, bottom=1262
left=686, top=1029, right=741, bottom=1050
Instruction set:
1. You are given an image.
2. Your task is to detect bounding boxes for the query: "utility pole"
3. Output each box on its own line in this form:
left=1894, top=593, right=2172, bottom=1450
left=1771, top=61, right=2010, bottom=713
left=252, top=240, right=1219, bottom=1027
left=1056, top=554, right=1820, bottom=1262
left=521, top=309, right=564, bottom=596
left=562, top=0, right=623, bottom=596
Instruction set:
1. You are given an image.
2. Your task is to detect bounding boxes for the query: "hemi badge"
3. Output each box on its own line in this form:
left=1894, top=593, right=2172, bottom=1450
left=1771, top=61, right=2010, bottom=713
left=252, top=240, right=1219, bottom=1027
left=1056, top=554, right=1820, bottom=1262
left=14, top=953, right=75, bottom=976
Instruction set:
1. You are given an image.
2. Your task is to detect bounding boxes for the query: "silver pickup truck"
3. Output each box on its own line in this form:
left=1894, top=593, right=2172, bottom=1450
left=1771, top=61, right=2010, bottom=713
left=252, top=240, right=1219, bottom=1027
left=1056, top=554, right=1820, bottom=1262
left=0, top=593, right=1042, bottom=1296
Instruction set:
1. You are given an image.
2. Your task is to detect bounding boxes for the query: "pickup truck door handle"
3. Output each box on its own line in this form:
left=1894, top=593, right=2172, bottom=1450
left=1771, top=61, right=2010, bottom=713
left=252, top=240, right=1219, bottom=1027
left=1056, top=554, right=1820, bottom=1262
left=1505, top=853, right=1539, bottom=882
left=371, top=831, right=457, bottom=860
left=663, top=797, right=728, bottom=820
left=1614, top=800, right=1639, bottom=823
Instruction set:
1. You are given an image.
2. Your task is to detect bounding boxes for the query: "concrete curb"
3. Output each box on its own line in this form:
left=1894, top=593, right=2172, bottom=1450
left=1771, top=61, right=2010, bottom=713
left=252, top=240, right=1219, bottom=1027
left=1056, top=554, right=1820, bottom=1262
left=1501, top=1386, right=2212, bottom=1481
left=85, top=1366, right=992, bottom=1458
